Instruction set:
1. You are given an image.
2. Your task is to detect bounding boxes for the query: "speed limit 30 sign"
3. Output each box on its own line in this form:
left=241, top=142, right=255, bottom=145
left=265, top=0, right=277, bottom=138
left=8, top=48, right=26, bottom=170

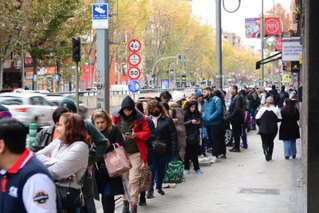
left=128, top=67, right=141, bottom=80
left=128, top=39, right=142, bottom=52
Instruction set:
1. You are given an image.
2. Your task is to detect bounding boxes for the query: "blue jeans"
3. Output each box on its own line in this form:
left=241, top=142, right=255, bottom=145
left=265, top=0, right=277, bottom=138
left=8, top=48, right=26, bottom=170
left=150, top=156, right=168, bottom=191
left=284, top=140, right=297, bottom=157
left=76, top=195, right=96, bottom=213
left=241, top=125, right=247, bottom=146
left=250, top=107, right=257, bottom=127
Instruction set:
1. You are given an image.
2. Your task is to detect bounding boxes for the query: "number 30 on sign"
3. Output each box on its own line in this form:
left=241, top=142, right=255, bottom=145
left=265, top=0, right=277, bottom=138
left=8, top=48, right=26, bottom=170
left=128, top=67, right=141, bottom=80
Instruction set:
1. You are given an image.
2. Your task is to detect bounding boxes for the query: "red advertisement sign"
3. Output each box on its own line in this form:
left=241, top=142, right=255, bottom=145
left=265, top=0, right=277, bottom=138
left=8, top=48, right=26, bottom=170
left=265, top=17, right=281, bottom=36
left=275, top=37, right=282, bottom=51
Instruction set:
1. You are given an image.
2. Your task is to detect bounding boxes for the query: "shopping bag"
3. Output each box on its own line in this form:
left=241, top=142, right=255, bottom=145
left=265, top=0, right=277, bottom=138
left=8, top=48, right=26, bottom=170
left=139, top=167, right=152, bottom=192
left=163, top=160, right=183, bottom=183
left=104, top=145, right=132, bottom=177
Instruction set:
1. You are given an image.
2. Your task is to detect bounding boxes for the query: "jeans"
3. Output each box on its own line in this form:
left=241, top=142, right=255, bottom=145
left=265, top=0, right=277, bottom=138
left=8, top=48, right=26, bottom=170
left=241, top=125, right=247, bottom=146
left=283, top=140, right=297, bottom=157
left=76, top=195, right=96, bottom=213
left=184, top=143, right=200, bottom=171
left=231, top=122, right=242, bottom=150
left=250, top=107, right=257, bottom=127
left=101, top=196, right=115, bottom=213
left=150, top=156, right=168, bottom=191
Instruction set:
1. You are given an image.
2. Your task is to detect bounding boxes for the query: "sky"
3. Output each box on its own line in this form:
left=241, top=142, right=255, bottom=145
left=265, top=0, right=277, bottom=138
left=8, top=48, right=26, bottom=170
left=192, top=0, right=292, bottom=49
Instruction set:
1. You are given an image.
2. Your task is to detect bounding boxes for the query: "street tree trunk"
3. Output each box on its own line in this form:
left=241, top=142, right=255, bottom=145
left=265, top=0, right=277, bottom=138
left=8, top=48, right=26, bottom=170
left=32, top=57, right=38, bottom=90
left=0, top=61, right=4, bottom=90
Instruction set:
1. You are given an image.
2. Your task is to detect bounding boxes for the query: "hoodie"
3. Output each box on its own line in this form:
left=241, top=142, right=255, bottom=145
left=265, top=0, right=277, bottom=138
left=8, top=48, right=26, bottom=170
left=112, top=96, right=151, bottom=164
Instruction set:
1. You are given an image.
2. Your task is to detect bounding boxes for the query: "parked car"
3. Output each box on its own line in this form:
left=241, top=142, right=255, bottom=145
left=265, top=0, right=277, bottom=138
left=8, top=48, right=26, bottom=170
left=0, top=93, right=57, bottom=127
left=45, top=94, right=89, bottom=118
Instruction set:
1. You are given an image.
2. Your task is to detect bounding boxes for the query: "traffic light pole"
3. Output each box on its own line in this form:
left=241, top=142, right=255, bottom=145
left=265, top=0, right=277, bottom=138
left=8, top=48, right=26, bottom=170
left=216, top=0, right=223, bottom=90
left=96, top=0, right=110, bottom=112
left=75, top=62, right=80, bottom=113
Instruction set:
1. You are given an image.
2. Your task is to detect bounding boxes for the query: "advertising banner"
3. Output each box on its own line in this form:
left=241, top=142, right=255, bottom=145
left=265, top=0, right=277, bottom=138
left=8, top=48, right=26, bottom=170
left=245, top=17, right=281, bottom=38
left=245, top=18, right=260, bottom=38
left=282, top=37, right=302, bottom=62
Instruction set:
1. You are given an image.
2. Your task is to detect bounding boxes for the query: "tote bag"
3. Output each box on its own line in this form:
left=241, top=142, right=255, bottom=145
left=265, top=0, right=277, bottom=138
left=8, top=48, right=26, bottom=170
left=104, top=145, right=132, bottom=177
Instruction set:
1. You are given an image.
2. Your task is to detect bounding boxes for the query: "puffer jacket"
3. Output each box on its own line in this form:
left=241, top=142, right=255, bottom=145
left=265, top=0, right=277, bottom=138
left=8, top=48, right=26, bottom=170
left=203, top=95, right=223, bottom=126
left=227, top=94, right=245, bottom=124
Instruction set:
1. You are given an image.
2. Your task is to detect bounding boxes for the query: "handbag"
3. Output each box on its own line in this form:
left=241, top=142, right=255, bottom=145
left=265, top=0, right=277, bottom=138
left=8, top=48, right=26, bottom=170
left=139, top=167, right=152, bottom=192
left=163, top=160, right=183, bottom=183
left=153, top=139, right=167, bottom=156
left=104, top=145, right=132, bottom=177
left=56, top=185, right=82, bottom=210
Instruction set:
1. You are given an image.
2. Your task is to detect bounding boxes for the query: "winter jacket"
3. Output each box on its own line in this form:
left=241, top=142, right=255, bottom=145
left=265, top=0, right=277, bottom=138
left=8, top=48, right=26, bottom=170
left=184, top=112, right=201, bottom=139
left=170, top=106, right=186, bottom=151
left=279, top=108, right=300, bottom=140
left=256, top=105, right=282, bottom=135
left=95, top=125, right=125, bottom=196
left=203, top=96, right=223, bottom=126
left=112, top=96, right=151, bottom=164
left=248, top=90, right=260, bottom=108
left=32, top=125, right=55, bottom=152
left=267, top=89, right=279, bottom=106
left=36, top=140, right=89, bottom=189
left=153, top=115, right=178, bottom=157
left=226, top=94, right=244, bottom=124
left=278, top=91, right=289, bottom=108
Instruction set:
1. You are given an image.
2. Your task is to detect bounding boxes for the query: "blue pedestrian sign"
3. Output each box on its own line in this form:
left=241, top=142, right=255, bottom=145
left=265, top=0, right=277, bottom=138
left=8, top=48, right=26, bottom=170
left=128, top=80, right=141, bottom=94
left=92, top=3, right=109, bottom=29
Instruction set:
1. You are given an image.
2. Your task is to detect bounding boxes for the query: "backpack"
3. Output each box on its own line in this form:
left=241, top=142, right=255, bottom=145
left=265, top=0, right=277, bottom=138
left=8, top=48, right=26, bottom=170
left=250, top=91, right=261, bottom=108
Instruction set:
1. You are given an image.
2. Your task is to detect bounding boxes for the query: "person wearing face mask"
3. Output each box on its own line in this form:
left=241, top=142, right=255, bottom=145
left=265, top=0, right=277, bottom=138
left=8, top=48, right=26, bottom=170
left=112, top=96, right=151, bottom=213
left=146, top=100, right=178, bottom=198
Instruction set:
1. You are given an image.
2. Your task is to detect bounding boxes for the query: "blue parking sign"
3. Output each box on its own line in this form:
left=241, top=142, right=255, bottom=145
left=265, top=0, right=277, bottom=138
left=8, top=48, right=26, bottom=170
left=128, top=80, right=141, bottom=94
left=92, top=3, right=109, bottom=29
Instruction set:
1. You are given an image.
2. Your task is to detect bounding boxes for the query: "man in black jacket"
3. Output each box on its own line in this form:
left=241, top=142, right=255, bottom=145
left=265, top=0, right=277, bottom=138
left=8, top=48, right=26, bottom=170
left=226, top=85, right=245, bottom=152
left=278, top=85, right=289, bottom=108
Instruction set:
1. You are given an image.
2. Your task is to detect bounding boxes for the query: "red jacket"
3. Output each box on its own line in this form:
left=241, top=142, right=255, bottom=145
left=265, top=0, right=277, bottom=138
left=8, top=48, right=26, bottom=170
left=112, top=112, right=151, bottom=164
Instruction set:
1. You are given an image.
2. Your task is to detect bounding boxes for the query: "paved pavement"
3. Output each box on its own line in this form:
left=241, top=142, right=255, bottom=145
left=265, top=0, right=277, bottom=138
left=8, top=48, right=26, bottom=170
left=95, top=130, right=303, bottom=213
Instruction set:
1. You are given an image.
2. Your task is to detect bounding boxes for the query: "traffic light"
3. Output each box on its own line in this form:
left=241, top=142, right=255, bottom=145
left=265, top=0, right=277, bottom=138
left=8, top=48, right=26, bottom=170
left=72, top=37, right=81, bottom=62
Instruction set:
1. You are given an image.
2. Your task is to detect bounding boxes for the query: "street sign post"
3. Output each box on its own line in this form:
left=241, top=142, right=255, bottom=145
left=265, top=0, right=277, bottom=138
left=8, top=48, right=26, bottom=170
left=92, top=3, right=109, bottom=29
left=128, top=67, right=142, bottom=80
left=128, top=53, right=142, bottom=66
left=128, top=39, right=142, bottom=52
left=128, top=80, right=141, bottom=94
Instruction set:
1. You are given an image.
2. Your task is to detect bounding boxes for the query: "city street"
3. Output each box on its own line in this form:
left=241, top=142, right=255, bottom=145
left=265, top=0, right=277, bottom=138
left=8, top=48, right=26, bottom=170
left=94, top=130, right=303, bottom=213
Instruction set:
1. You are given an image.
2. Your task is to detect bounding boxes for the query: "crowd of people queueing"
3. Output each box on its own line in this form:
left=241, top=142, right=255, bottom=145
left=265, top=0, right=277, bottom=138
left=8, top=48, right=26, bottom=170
left=0, top=84, right=300, bottom=213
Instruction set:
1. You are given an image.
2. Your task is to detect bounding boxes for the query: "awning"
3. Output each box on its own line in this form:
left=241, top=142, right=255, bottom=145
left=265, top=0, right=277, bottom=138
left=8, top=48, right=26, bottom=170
left=256, top=52, right=282, bottom=69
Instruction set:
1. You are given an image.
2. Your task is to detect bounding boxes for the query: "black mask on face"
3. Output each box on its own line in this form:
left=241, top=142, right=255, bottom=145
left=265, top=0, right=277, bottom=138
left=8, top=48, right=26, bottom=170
left=151, top=110, right=160, bottom=117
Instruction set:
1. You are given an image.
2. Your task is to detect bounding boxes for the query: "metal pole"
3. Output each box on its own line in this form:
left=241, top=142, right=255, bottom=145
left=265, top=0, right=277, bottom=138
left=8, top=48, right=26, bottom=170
left=96, top=0, right=110, bottom=112
left=76, top=62, right=80, bottom=113
left=261, top=0, right=265, bottom=86
left=216, top=0, right=223, bottom=90
left=174, top=58, right=176, bottom=89
left=21, top=33, right=25, bottom=89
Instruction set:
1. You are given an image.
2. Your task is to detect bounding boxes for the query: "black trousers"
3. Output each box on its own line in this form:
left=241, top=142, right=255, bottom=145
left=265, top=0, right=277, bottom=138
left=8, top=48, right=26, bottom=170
left=260, top=133, right=276, bottom=158
left=231, top=122, right=242, bottom=149
left=102, top=196, right=115, bottom=213
left=207, top=125, right=223, bottom=157
left=184, top=143, right=200, bottom=171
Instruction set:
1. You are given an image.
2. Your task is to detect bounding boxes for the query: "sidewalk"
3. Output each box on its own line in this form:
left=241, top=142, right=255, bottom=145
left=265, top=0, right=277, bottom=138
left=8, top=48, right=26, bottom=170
left=96, top=130, right=302, bottom=213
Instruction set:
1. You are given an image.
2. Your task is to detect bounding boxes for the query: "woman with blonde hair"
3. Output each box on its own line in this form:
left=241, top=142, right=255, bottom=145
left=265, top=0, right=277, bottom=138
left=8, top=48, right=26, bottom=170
left=91, top=109, right=124, bottom=213
left=36, top=113, right=90, bottom=212
left=256, top=96, right=282, bottom=161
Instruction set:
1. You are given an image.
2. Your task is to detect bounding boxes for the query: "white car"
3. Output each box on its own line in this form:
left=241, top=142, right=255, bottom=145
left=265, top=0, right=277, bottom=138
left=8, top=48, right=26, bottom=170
left=0, top=93, right=57, bottom=127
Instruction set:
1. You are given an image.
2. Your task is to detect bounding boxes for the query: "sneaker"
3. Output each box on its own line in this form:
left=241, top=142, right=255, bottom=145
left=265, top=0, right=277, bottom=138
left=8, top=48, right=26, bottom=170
left=146, top=191, right=154, bottom=199
left=157, top=189, right=165, bottom=195
left=139, top=197, right=147, bottom=206
left=240, top=143, right=248, bottom=149
left=285, top=156, right=290, bottom=160
left=210, top=156, right=220, bottom=163
left=184, top=169, right=190, bottom=174
left=195, top=169, right=204, bottom=174
left=229, top=148, right=240, bottom=152
left=292, top=155, right=296, bottom=159
left=219, top=154, right=227, bottom=159
left=130, top=204, right=137, bottom=213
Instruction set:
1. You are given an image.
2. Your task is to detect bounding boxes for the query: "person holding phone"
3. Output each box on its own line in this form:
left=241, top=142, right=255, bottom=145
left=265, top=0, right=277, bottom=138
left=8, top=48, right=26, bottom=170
left=112, top=96, right=151, bottom=213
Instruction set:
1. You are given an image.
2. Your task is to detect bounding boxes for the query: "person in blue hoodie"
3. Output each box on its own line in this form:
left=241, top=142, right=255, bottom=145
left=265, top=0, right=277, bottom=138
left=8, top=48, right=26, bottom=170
left=202, top=87, right=223, bottom=163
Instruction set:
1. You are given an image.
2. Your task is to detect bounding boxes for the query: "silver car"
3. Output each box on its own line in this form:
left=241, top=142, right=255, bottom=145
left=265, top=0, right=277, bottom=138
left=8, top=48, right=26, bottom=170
left=0, top=93, right=57, bottom=127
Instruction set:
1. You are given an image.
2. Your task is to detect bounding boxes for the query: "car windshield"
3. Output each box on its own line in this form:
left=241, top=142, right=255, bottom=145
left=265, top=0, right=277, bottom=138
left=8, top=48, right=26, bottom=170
left=0, top=97, right=23, bottom=105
